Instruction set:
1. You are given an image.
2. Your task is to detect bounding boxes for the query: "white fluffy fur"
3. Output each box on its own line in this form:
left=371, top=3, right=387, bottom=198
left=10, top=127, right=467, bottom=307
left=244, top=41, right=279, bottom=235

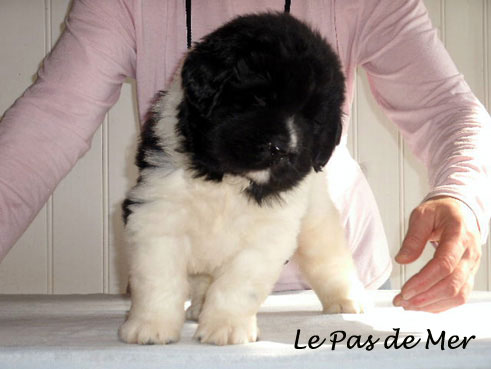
left=119, top=73, right=366, bottom=346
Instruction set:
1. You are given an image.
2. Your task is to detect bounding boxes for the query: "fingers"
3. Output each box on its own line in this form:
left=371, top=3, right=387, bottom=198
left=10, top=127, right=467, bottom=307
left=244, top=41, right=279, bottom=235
left=399, top=225, right=467, bottom=301
left=394, top=248, right=475, bottom=309
left=393, top=197, right=482, bottom=313
left=399, top=280, right=473, bottom=314
left=396, top=208, right=434, bottom=264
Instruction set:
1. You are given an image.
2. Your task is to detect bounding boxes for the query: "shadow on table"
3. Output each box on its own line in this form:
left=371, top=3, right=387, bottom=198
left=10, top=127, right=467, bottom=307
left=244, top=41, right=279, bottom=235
left=256, top=310, right=423, bottom=347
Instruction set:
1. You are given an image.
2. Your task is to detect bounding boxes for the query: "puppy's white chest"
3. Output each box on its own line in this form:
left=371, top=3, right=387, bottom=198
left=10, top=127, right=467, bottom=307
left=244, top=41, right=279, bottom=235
left=188, top=183, right=246, bottom=238
left=182, top=175, right=308, bottom=274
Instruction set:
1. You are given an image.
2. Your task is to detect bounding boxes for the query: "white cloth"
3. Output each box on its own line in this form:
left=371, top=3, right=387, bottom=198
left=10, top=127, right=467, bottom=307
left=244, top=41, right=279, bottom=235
left=1, top=291, right=490, bottom=369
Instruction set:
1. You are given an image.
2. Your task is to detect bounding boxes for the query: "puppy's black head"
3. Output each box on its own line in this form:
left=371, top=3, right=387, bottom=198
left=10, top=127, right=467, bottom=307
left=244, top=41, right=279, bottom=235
left=178, top=13, right=345, bottom=204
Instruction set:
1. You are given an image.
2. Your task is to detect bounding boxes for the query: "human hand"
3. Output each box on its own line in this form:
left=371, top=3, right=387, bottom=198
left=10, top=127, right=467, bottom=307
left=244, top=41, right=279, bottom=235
left=393, top=196, right=481, bottom=313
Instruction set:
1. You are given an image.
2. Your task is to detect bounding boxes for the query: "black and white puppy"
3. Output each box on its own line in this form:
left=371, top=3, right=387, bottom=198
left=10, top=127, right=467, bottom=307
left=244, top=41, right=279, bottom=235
left=119, top=13, right=365, bottom=346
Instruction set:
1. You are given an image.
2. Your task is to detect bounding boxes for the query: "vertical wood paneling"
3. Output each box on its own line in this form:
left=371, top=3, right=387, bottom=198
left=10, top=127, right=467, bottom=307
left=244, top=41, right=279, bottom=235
left=107, top=82, right=139, bottom=294
left=48, top=0, right=104, bottom=294
left=445, top=1, right=486, bottom=101
left=355, top=71, right=402, bottom=287
left=0, top=0, right=49, bottom=293
left=402, top=0, right=441, bottom=288
left=103, top=115, right=110, bottom=293
left=441, top=0, right=487, bottom=290
left=45, top=0, right=55, bottom=295
left=486, top=0, right=491, bottom=291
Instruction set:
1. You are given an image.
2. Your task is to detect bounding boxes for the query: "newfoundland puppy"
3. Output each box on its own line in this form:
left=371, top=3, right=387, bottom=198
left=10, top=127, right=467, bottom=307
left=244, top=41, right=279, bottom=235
left=119, top=12, right=365, bottom=346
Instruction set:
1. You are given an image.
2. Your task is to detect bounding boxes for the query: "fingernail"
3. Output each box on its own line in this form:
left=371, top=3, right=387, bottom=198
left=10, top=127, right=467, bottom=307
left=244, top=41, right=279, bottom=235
left=396, top=249, right=410, bottom=261
left=393, top=294, right=404, bottom=307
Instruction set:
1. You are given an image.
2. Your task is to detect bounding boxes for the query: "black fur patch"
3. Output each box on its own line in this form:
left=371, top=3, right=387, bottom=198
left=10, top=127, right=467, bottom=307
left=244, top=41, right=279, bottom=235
left=122, top=91, right=169, bottom=224
left=136, top=91, right=168, bottom=170
left=176, top=12, right=345, bottom=205
left=122, top=198, right=141, bottom=225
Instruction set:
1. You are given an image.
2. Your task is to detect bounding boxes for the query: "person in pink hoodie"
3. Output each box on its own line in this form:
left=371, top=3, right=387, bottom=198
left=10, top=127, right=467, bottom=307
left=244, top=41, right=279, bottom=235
left=0, top=0, right=489, bottom=313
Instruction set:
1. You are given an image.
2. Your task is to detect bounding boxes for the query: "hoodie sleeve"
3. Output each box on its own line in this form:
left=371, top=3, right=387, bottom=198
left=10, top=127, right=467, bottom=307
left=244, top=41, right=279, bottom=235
left=0, top=0, right=136, bottom=260
left=350, top=0, right=491, bottom=243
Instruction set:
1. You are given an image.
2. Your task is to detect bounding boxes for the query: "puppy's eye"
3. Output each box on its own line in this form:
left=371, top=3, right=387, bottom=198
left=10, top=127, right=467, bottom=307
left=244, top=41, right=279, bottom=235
left=253, top=95, right=266, bottom=107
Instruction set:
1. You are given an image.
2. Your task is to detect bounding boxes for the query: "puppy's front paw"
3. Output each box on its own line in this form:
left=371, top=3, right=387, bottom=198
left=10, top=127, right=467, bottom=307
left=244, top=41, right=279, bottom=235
left=119, top=317, right=182, bottom=345
left=322, top=286, right=371, bottom=314
left=194, top=314, right=259, bottom=345
left=322, top=297, right=365, bottom=314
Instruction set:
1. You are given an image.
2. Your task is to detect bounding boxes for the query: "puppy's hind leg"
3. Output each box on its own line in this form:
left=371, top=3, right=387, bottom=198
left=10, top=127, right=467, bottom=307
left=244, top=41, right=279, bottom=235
left=186, top=274, right=212, bottom=322
left=294, top=173, right=367, bottom=314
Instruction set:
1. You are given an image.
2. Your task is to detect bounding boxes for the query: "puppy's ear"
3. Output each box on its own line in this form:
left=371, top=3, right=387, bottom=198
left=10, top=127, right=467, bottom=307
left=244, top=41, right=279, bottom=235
left=181, top=47, right=232, bottom=117
left=311, top=114, right=343, bottom=172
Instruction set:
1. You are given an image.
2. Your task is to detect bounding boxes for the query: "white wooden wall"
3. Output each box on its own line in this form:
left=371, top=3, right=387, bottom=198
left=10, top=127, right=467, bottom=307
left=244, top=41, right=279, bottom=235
left=0, top=0, right=490, bottom=294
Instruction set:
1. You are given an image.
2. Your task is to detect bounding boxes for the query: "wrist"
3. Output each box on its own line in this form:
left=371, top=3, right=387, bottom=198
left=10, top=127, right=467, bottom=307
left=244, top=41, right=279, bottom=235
left=425, top=195, right=481, bottom=236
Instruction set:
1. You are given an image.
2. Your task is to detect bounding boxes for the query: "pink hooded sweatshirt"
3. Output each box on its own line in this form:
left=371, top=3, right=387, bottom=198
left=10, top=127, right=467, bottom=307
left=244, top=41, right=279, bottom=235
left=0, top=0, right=490, bottom=290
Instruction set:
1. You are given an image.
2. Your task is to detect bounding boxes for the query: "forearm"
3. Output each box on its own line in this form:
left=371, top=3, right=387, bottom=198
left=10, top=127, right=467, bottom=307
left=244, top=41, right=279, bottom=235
left=422, top=103, right=491, bottom=243
left=354, top=0, right=491, bottom=243
left=0, top=0, right=136, bottom=260
left=0, top=82, right=115, bottom=259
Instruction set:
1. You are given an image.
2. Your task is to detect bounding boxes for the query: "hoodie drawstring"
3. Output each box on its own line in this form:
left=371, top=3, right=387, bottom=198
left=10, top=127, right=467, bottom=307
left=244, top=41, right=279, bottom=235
left=185, top=0, right=292, bottom=49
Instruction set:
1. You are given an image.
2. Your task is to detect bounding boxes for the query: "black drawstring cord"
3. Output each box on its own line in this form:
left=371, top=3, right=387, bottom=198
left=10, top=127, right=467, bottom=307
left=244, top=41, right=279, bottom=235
left=185, top=0, right=292, bottom=49
left=186, top=0, right=192, bottom=49
left=284, top=0, right=291, bottom=13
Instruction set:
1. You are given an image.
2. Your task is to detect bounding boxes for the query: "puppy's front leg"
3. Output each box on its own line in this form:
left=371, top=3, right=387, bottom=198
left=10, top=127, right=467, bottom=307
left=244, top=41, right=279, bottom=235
left=294, top=173, right=367, bottom=314
left=295, top=213, right=366, bottom=314
left=195, top=247, right=287, bottom=345
left=119, top=231, right=188, bottom=345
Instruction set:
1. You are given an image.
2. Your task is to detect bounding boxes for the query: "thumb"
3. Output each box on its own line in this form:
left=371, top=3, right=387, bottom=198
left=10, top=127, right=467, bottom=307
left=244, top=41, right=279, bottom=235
left=396, top=208, right=434, bottom=264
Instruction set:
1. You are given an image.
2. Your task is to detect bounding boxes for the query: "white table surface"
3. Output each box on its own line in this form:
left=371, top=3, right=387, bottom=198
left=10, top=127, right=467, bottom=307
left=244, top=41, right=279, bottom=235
left=0, top=290, right=490, bottom=369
